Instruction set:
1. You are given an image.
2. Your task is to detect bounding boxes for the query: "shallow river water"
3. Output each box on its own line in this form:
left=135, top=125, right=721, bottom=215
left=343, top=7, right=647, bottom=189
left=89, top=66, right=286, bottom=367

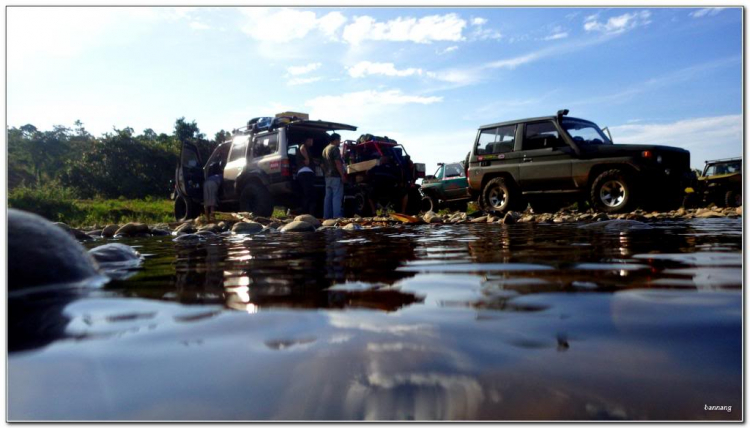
left=8, top=218, right=743, bottom=421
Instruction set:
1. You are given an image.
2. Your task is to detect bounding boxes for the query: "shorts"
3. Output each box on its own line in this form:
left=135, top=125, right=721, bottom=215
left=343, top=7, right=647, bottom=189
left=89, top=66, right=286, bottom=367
left=203, top=179, right=220, bottom=207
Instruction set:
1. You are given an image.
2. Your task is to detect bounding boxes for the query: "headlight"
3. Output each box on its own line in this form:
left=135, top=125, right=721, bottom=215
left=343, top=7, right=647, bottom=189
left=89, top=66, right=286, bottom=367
left=656, top=155, right=663, bottom=164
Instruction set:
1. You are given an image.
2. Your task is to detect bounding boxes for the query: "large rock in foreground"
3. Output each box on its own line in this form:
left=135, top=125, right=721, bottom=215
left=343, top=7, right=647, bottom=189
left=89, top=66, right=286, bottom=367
left=280, top=221, right=316, bottom=232
left=9, top=209, right=101, bottom=292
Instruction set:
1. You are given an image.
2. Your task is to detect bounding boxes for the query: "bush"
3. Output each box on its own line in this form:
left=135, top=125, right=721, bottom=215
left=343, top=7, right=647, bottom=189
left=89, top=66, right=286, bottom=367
left=8, top=183, right=82, bottom=223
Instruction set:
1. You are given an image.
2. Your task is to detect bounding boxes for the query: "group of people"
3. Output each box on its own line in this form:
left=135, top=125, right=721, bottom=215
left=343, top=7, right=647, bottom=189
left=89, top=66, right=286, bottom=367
left=296, top=133, right=347, bottom=219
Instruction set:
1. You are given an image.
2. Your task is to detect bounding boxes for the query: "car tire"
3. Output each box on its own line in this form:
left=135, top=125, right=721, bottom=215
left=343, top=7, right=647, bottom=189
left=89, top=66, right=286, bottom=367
left=174, top=195, right=200, bottom=221
left=725, top=190, right=741, bottom=208
left=482, top=177, right=522, bottom=214
left=239, top=182, right=274, bottom=217
left=590, top=169, right=635, bottom=214
left=421, top=195, right=437, bottom=213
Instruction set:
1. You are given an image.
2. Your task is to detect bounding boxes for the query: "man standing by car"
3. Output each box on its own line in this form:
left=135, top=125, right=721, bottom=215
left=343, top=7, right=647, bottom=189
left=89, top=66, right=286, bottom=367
left=322, top=133, right=347, bottom=219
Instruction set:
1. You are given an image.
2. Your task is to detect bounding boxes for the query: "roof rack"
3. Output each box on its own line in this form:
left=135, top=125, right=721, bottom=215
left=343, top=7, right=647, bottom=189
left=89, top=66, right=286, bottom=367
left=705, top=157, right=742, bottom=163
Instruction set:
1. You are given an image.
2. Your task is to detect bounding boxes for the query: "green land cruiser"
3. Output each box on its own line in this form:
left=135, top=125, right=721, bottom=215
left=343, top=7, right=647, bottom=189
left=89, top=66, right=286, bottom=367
left=467, top=110, right=692, bottom=214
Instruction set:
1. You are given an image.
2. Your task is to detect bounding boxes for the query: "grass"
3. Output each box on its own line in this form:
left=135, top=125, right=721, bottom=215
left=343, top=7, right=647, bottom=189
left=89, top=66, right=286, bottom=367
left=9, top=184, right=174, bottom=227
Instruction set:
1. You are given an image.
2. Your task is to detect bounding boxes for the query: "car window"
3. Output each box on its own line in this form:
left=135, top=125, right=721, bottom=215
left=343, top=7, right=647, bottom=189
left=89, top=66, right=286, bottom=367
left=523, top=122, right=565, bottom=150
left=253, top=133, right=279, bottom=157
left=181, top=146, right=200, bottom=168
left=435, top=166, right=445, bottom=180
left=228, top=136, right=249, bottom=162
left=444, top=163, right=464, bottom=178
left=725, top=162, right=742, bottom=174
left=704, top=165, right=716, bottom=177
left=476, top=125, right=516, bottom=155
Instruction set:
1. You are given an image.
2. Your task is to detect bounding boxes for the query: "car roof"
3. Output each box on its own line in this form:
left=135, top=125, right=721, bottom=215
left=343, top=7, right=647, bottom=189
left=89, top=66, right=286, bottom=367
left=706, top=157, right=742, bottom=165
left=478, top=116, right=591, bottom=130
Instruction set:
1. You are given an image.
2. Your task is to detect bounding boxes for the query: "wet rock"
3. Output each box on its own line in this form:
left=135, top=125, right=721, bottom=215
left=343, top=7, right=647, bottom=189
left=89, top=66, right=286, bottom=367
left=54, top=222, right=92, bottom=241
left=198, top=223, right=221, bottom=233
left=553, top=217, right=565, bottom=223
left=486, top=215, right=497, bottom=223
left=696, top=210, right=725, bottom=218
left=218, top=221, right=228, bottom=231
left=101, top=224, right=120, bottom=238
left=196, top=230, right=217, bottom=237
left=470, top=216, right=488, bottom=223
left=88, top=243, right=141, bottom=264
left=518, top=215, right=535, bottom=223
left=9, top=209, right=101, bottom=291
left=502, top=211, right=520, bottom=225
left=174, top=222, right=196, bottom=235
left=423, top=211, right=443, bottom=224
left=322, top=219, right=339, bottom=227
left=86, top=229, right=104, bottom=237
left=593, top=213, right=610, bottom=222
left=173, top=233, right=204, bottom=242
left=280, top=220, right=316, bottom=232
left=115, top=222, right=149, bottom=237
left=149, top=228, right=171, bottom=236
left=294, top=214, right=321, bottom=228
left=342, top=223, right=362, bottom=231
left=232, top=221, right=263, bottom=235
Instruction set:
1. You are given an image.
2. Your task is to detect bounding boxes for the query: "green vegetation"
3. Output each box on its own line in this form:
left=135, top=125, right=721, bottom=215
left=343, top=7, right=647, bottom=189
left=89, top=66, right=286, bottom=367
left=9, top=184, right=174, bottom=227
left=8, top=118, right=228, bottom=199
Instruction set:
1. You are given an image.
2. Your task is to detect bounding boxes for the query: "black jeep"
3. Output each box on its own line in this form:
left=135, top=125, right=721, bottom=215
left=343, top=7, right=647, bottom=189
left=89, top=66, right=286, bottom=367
left=467, top=110, right=692, bottom=214
left=174, top=113, right=357, bottom=220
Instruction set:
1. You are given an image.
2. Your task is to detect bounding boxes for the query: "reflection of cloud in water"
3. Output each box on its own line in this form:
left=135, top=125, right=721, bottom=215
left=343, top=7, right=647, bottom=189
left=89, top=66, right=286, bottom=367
left=345, top=372, right=485, bottom=420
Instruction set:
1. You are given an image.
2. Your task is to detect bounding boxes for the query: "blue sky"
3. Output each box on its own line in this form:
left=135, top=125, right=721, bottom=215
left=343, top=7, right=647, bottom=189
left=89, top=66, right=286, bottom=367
left=7, top=6, right=742, bottom=171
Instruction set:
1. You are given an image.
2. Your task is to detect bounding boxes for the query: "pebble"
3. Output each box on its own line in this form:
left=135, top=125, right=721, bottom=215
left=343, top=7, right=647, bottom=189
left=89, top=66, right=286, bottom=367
left=280, top=221, right=316, bottom=232
left=101, top=224, right=119, bottom=238
left=115, top=222, right=149, bottom=237
left=232, top=221, right=264, bottom=235
left=294, top=214, right=321, bottom=228
left=342, top=223, right=362, bottom=231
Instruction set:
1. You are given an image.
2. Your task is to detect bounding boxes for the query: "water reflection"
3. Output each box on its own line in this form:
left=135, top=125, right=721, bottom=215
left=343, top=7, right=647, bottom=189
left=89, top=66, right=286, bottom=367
left=8, top=219, right=743, bottom=420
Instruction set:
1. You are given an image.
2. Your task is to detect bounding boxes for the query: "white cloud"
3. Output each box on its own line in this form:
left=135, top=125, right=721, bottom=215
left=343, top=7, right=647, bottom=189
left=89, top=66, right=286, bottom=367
left=341, top=13, right=466, bottom=45
left=544, top=32, right=569, bottom=40
left=690, top=8, right=726, bottom=18
left=287, top=76, right=323, bottom=86
left=437, top=45, right=459, bottom=55
left=189, top=21, right=210, bottom=30
left=348, top=61, right=424, bottom=78
left=286, top=62, right=322, bottom=76
left=610, top=115, right=742, bottom=168
left=305, top=90, right=442, bottom=124
left=240, top=8, right=346, bottom=43
left=485, top=52, right=541, bottom=70
left=471, top=17, right=488, bottom=26
left=584, top=10, right=651, bottom=35
left=468, top=16, right=502, bottom=41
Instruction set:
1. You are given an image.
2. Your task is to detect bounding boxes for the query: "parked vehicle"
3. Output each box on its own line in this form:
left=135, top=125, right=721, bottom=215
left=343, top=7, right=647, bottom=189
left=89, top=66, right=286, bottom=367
left=687, top=157, right=742, bottom=208
left=466, top=109, right=692, bottom=214
left=341, top=135, right=425, bottom=216
left=174, top=113, right=357, bottom=220
left=420, top=162, right=471, bottom=212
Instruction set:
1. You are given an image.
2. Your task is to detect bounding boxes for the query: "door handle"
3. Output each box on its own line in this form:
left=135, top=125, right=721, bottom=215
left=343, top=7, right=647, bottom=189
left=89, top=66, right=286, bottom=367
left=523, top=158, right=533, bottom=163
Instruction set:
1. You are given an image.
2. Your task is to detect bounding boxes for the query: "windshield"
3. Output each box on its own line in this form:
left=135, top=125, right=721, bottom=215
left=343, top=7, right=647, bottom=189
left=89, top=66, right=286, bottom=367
left=705, top=161, right=741, bottom=177
left=562, top=118, right=611, bottom=145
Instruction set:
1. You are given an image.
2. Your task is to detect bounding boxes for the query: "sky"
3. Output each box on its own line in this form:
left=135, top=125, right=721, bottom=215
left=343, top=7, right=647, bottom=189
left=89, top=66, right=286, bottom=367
left=7, top=6, right=743, bottom=172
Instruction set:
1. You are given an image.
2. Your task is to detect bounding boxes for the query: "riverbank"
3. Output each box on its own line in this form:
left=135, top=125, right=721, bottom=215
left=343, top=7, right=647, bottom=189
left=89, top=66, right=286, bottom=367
left=54, top=205, right=742, bottom=241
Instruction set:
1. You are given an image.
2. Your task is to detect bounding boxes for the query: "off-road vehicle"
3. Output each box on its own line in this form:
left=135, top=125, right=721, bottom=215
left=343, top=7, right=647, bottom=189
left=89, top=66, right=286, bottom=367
left=690, top=157, right=742, bottom=207
left=467, top=110, right=692, bottom=214
left=420, top=162, right=471, bottom=212
left=174, top=112, right=357, bottom=220
left=341, top=135, right=425, bottom=216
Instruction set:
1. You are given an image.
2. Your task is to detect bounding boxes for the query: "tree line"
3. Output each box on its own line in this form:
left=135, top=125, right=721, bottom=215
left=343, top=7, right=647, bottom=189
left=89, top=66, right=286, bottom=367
left=8, top=118, right=231, bottom=199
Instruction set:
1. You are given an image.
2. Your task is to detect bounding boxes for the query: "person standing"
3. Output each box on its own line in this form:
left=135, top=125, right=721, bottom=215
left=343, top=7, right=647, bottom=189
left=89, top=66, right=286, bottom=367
left=203, top=162, right=223, bottom=223
left=322, top=133, right=347, bottom=219
left=296, top=136, right=316, bottom=215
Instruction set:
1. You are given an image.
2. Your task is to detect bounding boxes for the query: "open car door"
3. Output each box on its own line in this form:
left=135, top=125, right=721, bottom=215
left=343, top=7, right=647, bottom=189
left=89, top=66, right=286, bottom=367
left=177, top=142, right=204, bottom=201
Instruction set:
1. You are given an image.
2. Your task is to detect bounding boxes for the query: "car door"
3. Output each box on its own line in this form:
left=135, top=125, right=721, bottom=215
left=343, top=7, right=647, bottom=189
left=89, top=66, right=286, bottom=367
left=177, top=142, right=203, bottom=201
left=222, top=135, right=250, bottom=200
left=518, top=121, right=575, bottom=191
left=442, top=163, right=468, bottom=200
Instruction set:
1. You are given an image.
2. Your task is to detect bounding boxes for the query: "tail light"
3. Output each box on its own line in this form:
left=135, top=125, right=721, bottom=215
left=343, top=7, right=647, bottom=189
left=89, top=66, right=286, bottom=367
left=281, top=159, right=291, bottom=177
left=642, top=150, right=653, bottom=159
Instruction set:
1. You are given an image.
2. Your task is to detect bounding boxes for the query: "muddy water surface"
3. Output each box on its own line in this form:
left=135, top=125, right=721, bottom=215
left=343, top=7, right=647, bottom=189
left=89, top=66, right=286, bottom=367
left=8, top=219, right=743, bottom=420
